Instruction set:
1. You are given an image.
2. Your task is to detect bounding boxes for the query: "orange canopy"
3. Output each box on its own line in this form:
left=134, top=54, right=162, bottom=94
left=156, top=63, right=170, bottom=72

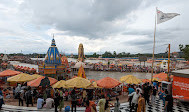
left=141, top=79, right=150, bottom=83
left=153, top=72, right=168, bottom=81
left=27, top=76, right=58, bottom=87
left=96, top=77, right=121, bottom=88
left=0, top=69, right=21, bottom=77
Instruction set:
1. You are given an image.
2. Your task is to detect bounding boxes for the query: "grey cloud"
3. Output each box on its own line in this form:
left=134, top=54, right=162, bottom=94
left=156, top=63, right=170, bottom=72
left=21, top=0, right=147, bottom=38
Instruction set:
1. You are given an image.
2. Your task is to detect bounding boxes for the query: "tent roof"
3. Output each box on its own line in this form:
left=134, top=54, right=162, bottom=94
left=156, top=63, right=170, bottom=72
left=7, top=73, right=35, bottom=83
left=27, top=76, right=57, bottom=87
left=120, top=75, right=142, bottom=84
left=97, top=77, right=121, bottom=88
left=52, top=80, right=66, bottom=88
left=0, top=69, right=21, bottom=77
left=153, top=72, right=168, bottom=81
left=65, top=77, right=91, bottom=88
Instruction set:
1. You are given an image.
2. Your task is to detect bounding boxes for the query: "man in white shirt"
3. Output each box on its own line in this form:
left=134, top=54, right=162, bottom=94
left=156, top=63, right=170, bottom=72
left=37, top=95, right=44, bottom=109
left=45, top=97, right=54, bottom=109
left=128, top=89, right=140, bottom=112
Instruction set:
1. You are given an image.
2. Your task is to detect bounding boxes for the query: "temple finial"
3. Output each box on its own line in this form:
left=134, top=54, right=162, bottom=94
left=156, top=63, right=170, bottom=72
left=51, top=34, right=56, bottom=46
left=53, top=33, right=54, bottom=39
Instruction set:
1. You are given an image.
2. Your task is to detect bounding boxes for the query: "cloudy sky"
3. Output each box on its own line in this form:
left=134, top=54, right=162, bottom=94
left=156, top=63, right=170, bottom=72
left=0, top=0, right=188, bottom=54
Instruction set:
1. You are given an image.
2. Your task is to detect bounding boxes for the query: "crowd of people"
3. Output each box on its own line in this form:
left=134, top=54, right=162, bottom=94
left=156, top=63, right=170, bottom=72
left=87, top=63, right=164, bottom=73
left=127, top=82, right=173, bottom=112
left=0, top=81, right=174, bottom=112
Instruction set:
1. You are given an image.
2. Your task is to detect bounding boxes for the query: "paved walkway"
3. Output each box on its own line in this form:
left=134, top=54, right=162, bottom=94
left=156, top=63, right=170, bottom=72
left=2, top=98, right=189, bottom=112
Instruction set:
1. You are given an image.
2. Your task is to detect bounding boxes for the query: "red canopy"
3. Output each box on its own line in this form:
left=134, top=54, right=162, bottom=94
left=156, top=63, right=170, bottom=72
left=27, top=76, right=58, bottom=87
left=0, top=69, right=21, bottom=77
left=96, top=77, right=121, bottom=88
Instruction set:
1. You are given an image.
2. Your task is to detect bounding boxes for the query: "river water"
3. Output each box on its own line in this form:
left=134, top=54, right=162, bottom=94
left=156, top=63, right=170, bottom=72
left=9, top=60, right=151, bottom=80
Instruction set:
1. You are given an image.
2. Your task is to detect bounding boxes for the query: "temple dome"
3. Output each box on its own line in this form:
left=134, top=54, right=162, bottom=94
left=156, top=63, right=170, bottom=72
left=74, top=61, right=86, bottom=68
left=44, top=38, right=61, bottom=65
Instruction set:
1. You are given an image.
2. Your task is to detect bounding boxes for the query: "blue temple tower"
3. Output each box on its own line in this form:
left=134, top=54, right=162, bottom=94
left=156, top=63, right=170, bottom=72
left=38, top=38, right=68, bottom=80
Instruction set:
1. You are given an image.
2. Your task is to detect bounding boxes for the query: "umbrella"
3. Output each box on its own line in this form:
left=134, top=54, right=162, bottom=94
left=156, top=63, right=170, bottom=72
left=96, top=77, right=121, bottom=88
left=27, top=76, right=58, bottom=87
left=7, top=73, right=35, bottom=83
left=52, top=80, right=66, bottom=88
left=120, top=75, right=142, bottom=84
left=0, top=69, right=21, bottom=77
left=153, top=72, right=168, bottom=81
left=65, top=77, right=91, bottom=88
left=31, top=74, right=43, bottom=79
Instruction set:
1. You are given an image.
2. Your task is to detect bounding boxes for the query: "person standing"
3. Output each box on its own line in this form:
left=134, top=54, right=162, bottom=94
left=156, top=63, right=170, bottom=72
left=85, top=100, right=91, bottom=112
left=98, top=95, right=106, bottom=112
left=70, top=88, right=77, bottom=112
left=90, top=100, right=97, bottom=112
left=13, top=87, right=16, bottom=99
left=164, top=90, right=173, bottom=112
left=15, top=84, right=21, bottom=99
left=137, top=93, right=145, bottom=112
left=65, top=90, right=68, bottom=101
left=83, top=89, right=87, bottom=103
left=114, top=97, right=120, bottom=112
left=0, top=88, right=4, bottom=110
left=147, top=83, right=152, bottom=104
left=128, top=85, right=135, bottom=108
left=19, top=89, right=25, bottom=106
left=104, top=100, right=111, bottom=112
left=54, top=93, right=60, bottom=112
left=143, top=84, right=149, bottom=105
left=25, top=86, right=33, bottom=107
left=151, top=86, right=157, bottom=105
left=58, top=95, right=64, bottom=112
left=128, top=89, right=140, bottom=112
left=33, top=88, right=39, bottom=103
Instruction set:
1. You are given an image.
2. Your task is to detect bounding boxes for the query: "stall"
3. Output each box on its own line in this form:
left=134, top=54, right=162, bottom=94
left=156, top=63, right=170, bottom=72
left=171, top=69, right=189, bottom=101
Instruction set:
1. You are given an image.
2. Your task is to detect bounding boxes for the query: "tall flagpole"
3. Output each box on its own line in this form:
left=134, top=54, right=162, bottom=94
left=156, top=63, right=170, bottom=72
left=151, top=9, right=157, bottom=82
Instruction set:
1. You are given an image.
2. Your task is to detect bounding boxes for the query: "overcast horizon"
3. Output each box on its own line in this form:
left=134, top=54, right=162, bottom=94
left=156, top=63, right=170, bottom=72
left=0, top=0, right=188, bottom=54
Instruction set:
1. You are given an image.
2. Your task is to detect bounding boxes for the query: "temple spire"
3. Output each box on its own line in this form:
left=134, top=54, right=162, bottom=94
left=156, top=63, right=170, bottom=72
left=51, top=34, right=56, bottom=46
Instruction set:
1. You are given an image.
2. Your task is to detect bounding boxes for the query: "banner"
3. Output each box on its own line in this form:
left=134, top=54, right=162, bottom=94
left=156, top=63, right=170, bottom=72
left=172, top=76, right=189, bottom=100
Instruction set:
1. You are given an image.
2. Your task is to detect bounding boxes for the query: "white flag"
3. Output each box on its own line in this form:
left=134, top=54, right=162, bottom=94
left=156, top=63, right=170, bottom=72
left=157, top=9, right=180, bottom=24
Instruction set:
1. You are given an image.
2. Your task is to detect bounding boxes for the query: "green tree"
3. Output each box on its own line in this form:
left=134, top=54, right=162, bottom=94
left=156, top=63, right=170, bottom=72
left=113, top=51, right=117, bottom=58
left=117, top=53, right=122, bottom=58
left=179, top=44, right=189, bottom=60
left=102, top=51, right=114, bottom=58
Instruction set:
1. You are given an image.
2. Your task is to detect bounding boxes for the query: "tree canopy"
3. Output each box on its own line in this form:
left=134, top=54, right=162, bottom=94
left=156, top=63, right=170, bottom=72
left=179, top=44, right=189, bottom=61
